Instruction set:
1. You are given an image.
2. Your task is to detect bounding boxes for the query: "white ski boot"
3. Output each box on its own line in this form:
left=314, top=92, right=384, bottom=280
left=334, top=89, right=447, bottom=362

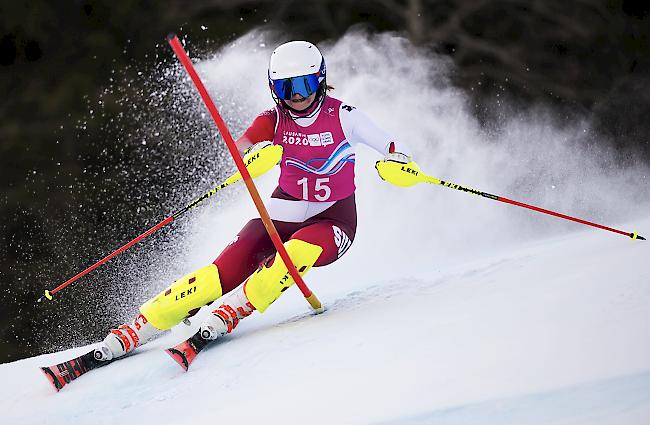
left=199, top=285, right=255, bottom=341
left=94, top=313, right=158, bottom=361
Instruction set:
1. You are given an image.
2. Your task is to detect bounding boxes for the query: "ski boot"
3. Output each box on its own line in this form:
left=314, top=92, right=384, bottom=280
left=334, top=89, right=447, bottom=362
left=94, top=313, right=158, bottom=361
left=166, top=285, right=255, bottom=370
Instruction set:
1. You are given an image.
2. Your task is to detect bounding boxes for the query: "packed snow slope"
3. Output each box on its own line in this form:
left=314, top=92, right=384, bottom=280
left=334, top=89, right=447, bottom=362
left=3, top=31, right=650, bottom=424
left=2, top=215, right=650, bottom=425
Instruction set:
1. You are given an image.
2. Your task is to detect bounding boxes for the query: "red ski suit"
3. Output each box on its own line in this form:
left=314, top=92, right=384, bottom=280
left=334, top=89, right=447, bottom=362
left=213, top=98, right=358, bottom=294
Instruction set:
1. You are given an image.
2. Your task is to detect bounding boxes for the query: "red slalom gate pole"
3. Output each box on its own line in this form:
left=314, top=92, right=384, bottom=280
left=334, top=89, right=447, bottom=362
left=167, top=33, right=323, bottom=311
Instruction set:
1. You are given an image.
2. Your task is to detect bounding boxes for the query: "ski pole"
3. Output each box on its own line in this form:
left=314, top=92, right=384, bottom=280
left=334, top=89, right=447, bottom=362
left=167, top=33, right=323, bottom=312
left=39, top=172, right=243, bottom=303
left=376, top=161, right=645, bottom=240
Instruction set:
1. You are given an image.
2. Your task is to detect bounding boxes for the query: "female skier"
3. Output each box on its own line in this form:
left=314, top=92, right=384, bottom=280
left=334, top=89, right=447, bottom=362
left=94, top=40, right=420, bottom=362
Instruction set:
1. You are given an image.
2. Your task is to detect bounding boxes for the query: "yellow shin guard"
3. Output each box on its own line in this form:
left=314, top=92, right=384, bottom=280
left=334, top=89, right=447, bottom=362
left=245, top=239, right=323, bottom=313
left=140, top=264, right=223, bottom=330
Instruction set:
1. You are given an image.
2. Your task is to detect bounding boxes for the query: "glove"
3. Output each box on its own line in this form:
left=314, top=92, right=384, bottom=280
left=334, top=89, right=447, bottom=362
left=375, top=151, right=424, bottom=187
left=383, top=152, right=411, bottom=164
left=241, top=141, right=283, bottom=179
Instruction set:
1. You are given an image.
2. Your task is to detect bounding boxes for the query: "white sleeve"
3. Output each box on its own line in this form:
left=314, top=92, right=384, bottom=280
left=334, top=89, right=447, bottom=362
left=339, top=104, right=412, bottom=156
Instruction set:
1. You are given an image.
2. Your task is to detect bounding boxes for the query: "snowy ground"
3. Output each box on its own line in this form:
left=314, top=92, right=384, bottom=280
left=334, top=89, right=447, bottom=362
left=2, top=215, right=649, bottom=425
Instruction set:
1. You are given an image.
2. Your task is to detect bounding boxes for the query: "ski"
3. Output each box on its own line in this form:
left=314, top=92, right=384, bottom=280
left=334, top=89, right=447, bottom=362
left=165, top=330, right=212, bottom=371
left=40, top=349, right=113, bottom=392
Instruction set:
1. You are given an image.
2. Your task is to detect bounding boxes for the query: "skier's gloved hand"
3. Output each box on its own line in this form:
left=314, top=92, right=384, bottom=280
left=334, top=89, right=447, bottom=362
left=375, top=148, right=424, bottom=188
left=241, top=141, right=283, bottom=179
left=383, top=151, right=411, bottom=164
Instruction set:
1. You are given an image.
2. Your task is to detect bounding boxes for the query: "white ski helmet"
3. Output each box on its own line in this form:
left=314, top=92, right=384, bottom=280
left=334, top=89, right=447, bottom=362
left=268, top=41, right=326, bottom=107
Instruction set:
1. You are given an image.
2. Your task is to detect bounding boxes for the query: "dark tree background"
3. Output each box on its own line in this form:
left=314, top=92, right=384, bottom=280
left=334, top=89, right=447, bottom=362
left=1, top=0, right=649, bottom=362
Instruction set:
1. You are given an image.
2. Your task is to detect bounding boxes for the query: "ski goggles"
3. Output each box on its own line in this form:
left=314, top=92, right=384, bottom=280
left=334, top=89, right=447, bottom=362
left=270, top=73, right=322, bottom=100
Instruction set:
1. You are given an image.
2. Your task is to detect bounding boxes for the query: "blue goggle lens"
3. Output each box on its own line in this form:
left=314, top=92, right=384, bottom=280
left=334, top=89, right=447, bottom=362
left=271, top=74, right=321, bottom=100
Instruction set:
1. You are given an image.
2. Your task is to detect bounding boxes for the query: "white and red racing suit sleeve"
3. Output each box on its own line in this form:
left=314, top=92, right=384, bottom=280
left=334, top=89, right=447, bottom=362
left=242, top=109, right=277, bottom=144
left=339, top=104, right=412, bottom=156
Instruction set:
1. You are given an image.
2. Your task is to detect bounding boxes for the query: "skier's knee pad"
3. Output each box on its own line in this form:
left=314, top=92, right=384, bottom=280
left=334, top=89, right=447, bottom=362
left=244, top=239, right=323, bottom=313
left=140, top=264, right=223, bottom=330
